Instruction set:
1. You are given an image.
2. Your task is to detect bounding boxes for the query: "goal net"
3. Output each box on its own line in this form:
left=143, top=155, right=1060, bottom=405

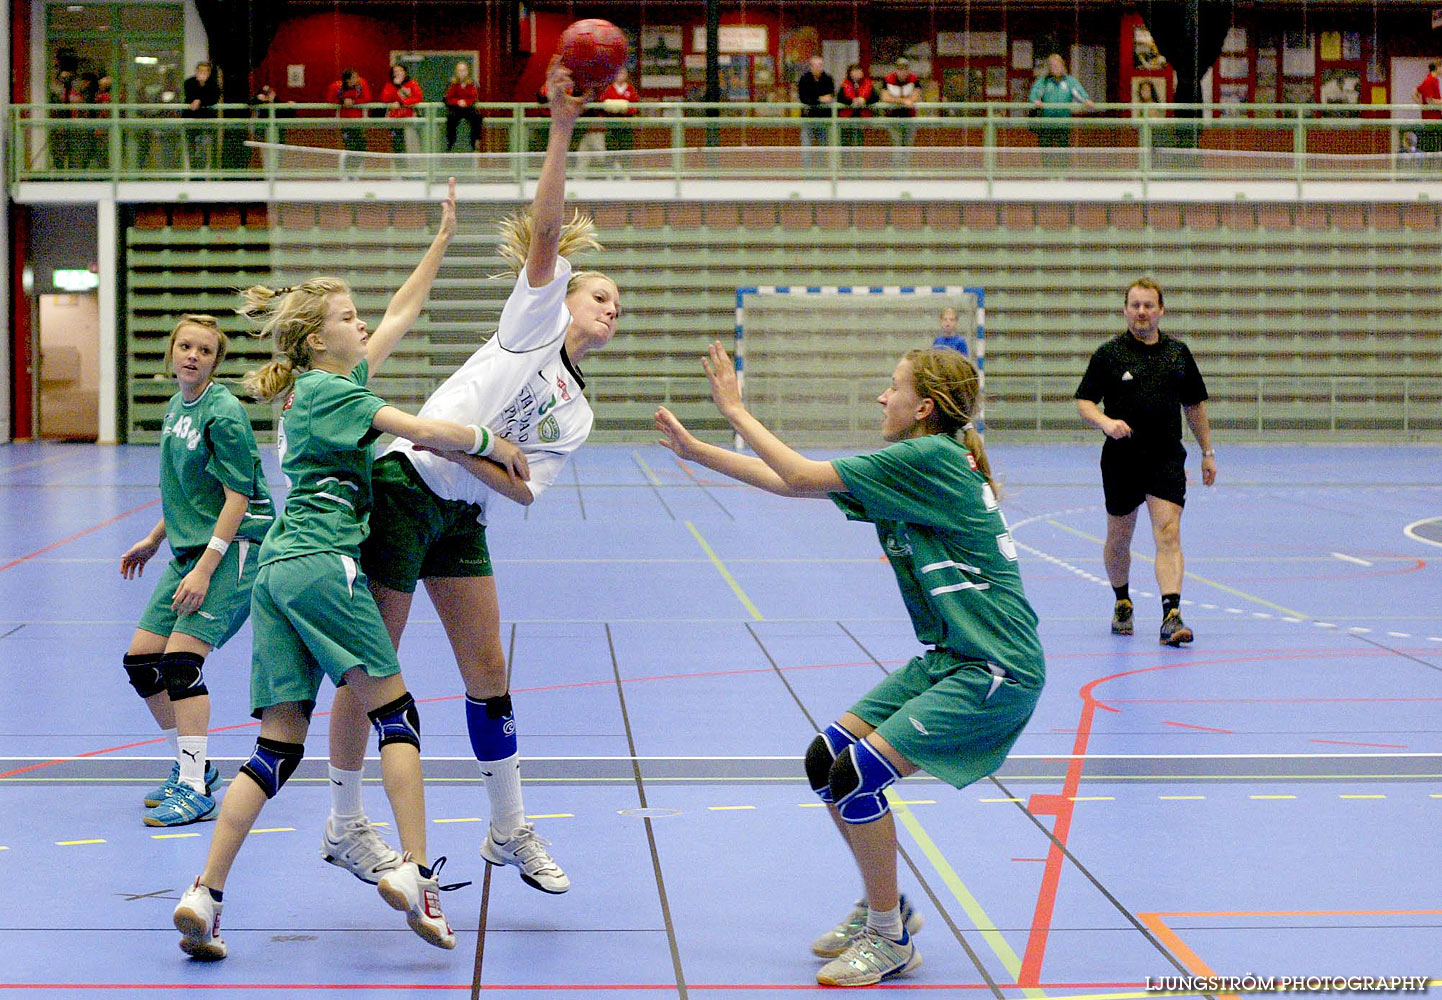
left=735, top=286, right=984, bottom=448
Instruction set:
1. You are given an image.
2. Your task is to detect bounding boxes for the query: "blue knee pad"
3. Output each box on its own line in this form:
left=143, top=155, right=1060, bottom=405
left=161, top=651, right=208, bottom=702
left=122, top=652, right=166, bottom=699
left=368, top=692, right=421, bottom=750
left=239, top=737, right=304, bottom=799
left=465, top=694, right=517, bottom=761
left=829, top=740, right=901, bottom=824
left=804, top=722, right=861, bottom=803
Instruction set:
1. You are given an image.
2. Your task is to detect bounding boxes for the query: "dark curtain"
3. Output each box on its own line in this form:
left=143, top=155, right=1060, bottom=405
left=1138, top=1, right=1234, bottom=110
left=194, top=0, right=285, bottom=169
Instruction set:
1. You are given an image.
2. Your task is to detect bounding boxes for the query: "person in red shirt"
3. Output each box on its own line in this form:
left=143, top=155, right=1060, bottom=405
left=880, top=57, right=922, bottom=151
left=838, top=64, right=879, bottom=150
left=380, top=64, right=423, bottom=153
left=598, top=66, right=639, bottom=166
left=326, top=69, right=371, bottom=152
left=92, top=74, right=113, bottom=169
left=1413, top=63, right=1441, bottom=155
left=444, top=60, right=481, bottom=152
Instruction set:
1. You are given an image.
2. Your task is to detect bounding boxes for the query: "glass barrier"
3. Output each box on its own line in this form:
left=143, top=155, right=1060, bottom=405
left=10, top=101, right=1440, bottom=187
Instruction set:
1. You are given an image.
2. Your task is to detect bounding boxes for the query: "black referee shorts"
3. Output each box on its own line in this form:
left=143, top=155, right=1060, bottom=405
left=1100, top=453, right=1186, bottom=516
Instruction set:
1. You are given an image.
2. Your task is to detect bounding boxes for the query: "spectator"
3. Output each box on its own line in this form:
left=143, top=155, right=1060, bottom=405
left=182, top=61, right=222, bottom=173
left=92, top=74, right=113, bottom=171
left=326, top=68, right=372, bottom=153
left=932, top=306, right=969, bottom=357
left=838, top=64, right=879, bottom=150
left=1399, top=128, right=1424, bottom=170
left=133, top=73, right=181, bottom=173
left=381, top=64, right=423, bottom=154
left=599, top=66, right=640, bottom=171
left=50, top=69, right=78, bottom=170
left=1028, top=53, right=1094, bottom=163
left=68, top=72, right=101, bottom=172
left=1413, top=63, right=1442, bottom=154
left=445, top=60, right=482, bottom=153
left=880, top=57, right=922, bottom=151
left=797, top=56, right=836, bottom=169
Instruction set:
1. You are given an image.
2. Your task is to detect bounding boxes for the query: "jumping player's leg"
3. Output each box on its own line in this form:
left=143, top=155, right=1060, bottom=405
left=428, top=574, right=570, bottom=893
left=342, top=667, right=428, bottom=865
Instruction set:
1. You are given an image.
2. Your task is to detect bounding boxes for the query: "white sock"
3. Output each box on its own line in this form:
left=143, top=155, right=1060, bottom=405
left=329, top=765, right=366, bottom=820
left=162, top=727, right=179, bottom=756
left=176, top=736, right=208, bottom=792
left=866, top=903, right=905, bottom=941
left=480, top=753, right=525, bottom=839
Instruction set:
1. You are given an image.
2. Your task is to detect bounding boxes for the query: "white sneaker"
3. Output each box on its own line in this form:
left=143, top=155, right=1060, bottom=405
left=377, top=854, right=456, bottom=950
left=480, top=823, right=571, bottom=894
left=811, top=895, right=924, bottom=958
left=816, top=927, right=922, bottom=987
left=321, top=814, right=403, bottom=885
left=173, top=878, right=227, bottom=961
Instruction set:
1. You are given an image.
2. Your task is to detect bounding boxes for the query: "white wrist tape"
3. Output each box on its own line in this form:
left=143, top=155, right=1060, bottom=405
left=206, top=536, right=230, bottom=555
left=467, top=425, right=494, bottom=457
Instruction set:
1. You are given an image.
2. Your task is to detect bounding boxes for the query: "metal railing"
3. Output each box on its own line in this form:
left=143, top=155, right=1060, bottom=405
left=11, top=100, right=1442, bottom=191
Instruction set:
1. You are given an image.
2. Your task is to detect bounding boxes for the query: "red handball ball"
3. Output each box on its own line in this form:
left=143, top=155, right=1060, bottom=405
left=558, top=19, right=628, bottom=92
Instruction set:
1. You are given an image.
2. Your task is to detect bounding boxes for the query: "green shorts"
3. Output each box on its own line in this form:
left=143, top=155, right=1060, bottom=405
left=136, top=540, right=259, bottom=649
left=247, top=552, right=402, bottom=717
left=849, top=648, right=1041, bottom=790
left=360, top=452, right=492, bottom=594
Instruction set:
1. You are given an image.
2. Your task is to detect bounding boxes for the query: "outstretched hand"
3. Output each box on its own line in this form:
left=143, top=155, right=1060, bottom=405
left=546, top=57, right=598, bottom=125
left=655, top=406, right=701, bottom=461
left=702, top=341, right=744, bottom=419
left=437, top=176, right=457, bottom=242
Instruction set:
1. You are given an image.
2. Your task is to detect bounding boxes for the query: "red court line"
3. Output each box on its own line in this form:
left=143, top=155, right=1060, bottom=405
left=1016, top=648, right=1397, bottom=987
left=1162, top=721, right=1234, bottom=733
left=1111, top=695, right=1442, bottom=703
left=1309, top=738, right=1410, bottom=749
left=0, top=498, right=161, bottom=574
left=0, top=983, right=1149, bottom=993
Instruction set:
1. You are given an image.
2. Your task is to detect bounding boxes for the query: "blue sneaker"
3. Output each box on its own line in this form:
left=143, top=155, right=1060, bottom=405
left=144, top=760, right=219, bottom=808
left=143, top=782, right=218, bottom=827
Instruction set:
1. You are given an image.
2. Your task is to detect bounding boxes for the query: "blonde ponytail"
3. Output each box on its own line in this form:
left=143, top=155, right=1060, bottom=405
left=495, top=209, right=603, bottom=277
left=903, top=347, right=997, bottom=496
left=236, top=278, right=350, bottom=403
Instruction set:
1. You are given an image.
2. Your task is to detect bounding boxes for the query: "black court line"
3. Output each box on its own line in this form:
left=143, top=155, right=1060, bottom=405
left=605, top=623, right=687, bottom=1000
left=986, top=774, right=1207, bottom=991
left=676, top=462, right=735, bottom=520
left=506, top=621, right=517, bottom=690
left=746, top=623, right=1002, bottom=995
left=632, top=454, right=676, bottom=521
left=470, top=863, right=493, bottom=1000
left=1353, top=632, right=1442, bottom=674
left=0, top=625, right=24, bottom=641
left=571, top=459, right=587, bottom=521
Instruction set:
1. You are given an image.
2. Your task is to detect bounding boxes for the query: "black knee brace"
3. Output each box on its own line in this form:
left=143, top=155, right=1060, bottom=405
left=368, top=692, right=421, bottom=750
left=239, top=737, right=305, bottom=799
left=161, top=651, right=208, bottom=702
left=122, top=653, right=166, bottom=699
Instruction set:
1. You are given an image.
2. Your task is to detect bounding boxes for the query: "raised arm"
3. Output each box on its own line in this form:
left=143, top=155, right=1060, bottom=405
left=526, top=58, right=597, bottom=289
left=366, top=176, right=457, bottom=372
left=655, top=406, right=827, bottom=498
left=698, top=342, right=845, bottom=496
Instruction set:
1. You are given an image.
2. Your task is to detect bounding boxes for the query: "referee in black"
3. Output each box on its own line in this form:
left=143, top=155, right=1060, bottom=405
left=1075, top=278, right=1216, bottom=646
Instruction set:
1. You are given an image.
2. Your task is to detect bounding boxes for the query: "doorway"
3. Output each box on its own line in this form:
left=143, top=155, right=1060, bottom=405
left=36, top=294, right=100, bottom=440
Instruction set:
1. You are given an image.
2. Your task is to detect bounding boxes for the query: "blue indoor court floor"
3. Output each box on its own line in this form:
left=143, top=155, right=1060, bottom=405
left=1, top=441, right=1439, bottom=998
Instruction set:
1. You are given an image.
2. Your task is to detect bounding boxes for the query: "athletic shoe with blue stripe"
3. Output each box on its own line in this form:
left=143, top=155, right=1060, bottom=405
left=816, top=927, right=922, bottom=986
left=810, top=894, right=923, bottom=958
left=144, top=760, right=220, bottom=808
left=143, top=782, right=218, bottom=826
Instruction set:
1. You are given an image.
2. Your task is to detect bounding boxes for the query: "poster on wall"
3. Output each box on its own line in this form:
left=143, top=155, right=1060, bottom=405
left=1132, top=75, right=1166, bottom=116
left=872, top=36, right=931, bottom=78
left=1218, top=83, right=1250, bottom=117
left=986, top=65, right=1007, bottom=97
left=717, top=55, right=751, bottom=100
left=1219, top=57, right=1249, bottom=80
left=1320, top=32, right=1342, bottom=62
left=1222, top=28, right=1247, bottom=55
left=641, top=26, right=683, bottom=92
left=1342, top=33, right=1363, bottom=62
left=780, top=26, right=819, bottom=90
left=1282, top=32, right=1315, bottom=77
left=1321, top=68, right=1361, bottom=104
left=1282, top=80, right=1314, bottom=104
left=693, top=25, right=768, bottom=55
left=1134, top=25, right=1166, bottom=70
left=1011, top=40, right=1033, bottom=71
left=937, top=32, right=1006, bottom=58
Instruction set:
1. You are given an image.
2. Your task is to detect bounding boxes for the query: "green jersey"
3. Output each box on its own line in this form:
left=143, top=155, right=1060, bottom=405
left=831, top=434, right=1044, bottom=684
left=260, top=361, right=387, bottom=566
left=158, top=381, right=273, bottom=558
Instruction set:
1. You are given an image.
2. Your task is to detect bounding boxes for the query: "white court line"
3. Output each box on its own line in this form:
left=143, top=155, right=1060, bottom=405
left=11, top=752, right=1442, bottom=763
left=1403, top=516, right=1442, bottom=549
left=1331, top=552, right=1373, bottom=566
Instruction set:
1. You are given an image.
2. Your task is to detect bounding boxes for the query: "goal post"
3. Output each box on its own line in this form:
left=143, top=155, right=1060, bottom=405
left=734, top=285, right=985, bottom=448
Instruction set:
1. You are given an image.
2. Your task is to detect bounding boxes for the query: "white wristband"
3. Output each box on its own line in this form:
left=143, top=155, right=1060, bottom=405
left=206, top=536, right=230, bottom=555
left=467, top=424, right=494, bottom=457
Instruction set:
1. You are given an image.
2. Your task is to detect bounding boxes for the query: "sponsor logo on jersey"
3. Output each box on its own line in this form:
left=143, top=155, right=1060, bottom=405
left=883, top=530, right=912, bottom=559
left=965, top=452, right=978, bottom=471
left=538, top=394, right=556, bottom=416
left=556, top=376, right=571, bottom=401
left=539, top=414, right=560, bottom=442
left=282, top=392, right=295, bottom=411
left=1121, top=370, right=1134, bottom=382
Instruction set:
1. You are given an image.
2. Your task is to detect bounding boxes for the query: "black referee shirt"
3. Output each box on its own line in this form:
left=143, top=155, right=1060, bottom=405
left=1075, top=332, right=1208, bottom=461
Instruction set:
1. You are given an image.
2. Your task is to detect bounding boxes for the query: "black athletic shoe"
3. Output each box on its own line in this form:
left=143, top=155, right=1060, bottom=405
left=1159, top=608, right=1194, bottom=646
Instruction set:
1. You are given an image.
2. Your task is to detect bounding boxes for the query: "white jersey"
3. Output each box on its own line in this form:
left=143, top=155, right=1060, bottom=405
left=385, top=256, right=593, bottom=521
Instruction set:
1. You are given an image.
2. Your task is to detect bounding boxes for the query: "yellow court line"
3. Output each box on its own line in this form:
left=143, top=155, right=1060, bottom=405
left=435, top=817, right=483, bottom=824
left=886, top=791, right=1045, bottom=996
left=56, top=839, right=105, bottom=846
left=1044, top=520, right=1311, bottom=619
left=525, top=813, right=574, bottom=819
left=890, top=799, right=935, bottom=805
left=798, top=802, right=826, bottom=808
left=1339, top=794, right=1385, bottom=799
left=151, top=832, right=201, bottom=840
left=253, top=827, right=295, bottom=833
left=685, top=520, right=764, bottom=621
left=1068, top=796, right=1115, bottom=802
left=708, top=805, right=756, bottom=811
left=632, top=450, right=663, bottom=486
left=980, top=796, right=1024, bottom=803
